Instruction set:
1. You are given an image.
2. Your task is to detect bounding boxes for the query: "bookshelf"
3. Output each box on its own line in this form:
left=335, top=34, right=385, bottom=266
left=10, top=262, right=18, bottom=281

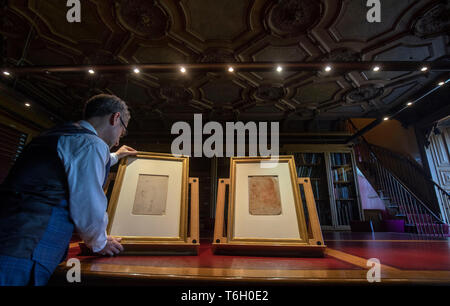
left=330, top=153, right=360, bottom=226
left=294, top=153, right=332, bottom=226
left=286, top=145, right=363, bottom=230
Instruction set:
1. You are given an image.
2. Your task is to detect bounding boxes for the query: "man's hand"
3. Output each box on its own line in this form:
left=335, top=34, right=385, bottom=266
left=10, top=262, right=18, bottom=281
left=114, top=145, right=138, bottom=159
left=98, top=236, right=124, bottom=256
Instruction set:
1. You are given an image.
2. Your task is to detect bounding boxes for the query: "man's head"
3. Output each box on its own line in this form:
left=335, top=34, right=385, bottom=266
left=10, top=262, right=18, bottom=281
left=83, top=94, right=130, bottom=148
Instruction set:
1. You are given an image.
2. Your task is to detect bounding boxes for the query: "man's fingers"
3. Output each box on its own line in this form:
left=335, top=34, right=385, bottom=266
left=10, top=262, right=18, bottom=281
left=113, top=242, right=124, bottom=252
left=102, top=247, right=119, bottom=256
left=110, top=245, right=121, bottom=255
left=124, top=145, right=137, bottom=151
left=110, top=239, right=124, bottom=252
left=98, top=237, right=124, bottom=256
left=123, top=146, right=138, bottom=153
left=108, top=240, right=124, bottom=254
left=109, top=236, right=122, bottom=242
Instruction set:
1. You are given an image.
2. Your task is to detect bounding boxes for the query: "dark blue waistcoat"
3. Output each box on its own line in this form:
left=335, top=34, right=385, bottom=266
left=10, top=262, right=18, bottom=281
left=0, top=122, right=110, bottom=272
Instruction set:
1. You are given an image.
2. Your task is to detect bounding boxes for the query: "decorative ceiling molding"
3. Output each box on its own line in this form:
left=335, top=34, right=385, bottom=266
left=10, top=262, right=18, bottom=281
left=116, top=0, right=169, bottom=39
left=413, top=2, right=450, bottom=38
left=1, top=0, right=448, bottom=136
left=266, top=0, right=323, bottom=37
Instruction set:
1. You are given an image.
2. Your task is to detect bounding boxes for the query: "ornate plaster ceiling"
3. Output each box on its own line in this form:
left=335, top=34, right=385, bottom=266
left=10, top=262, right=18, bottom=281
left=0, top=0, right=448, bottom=137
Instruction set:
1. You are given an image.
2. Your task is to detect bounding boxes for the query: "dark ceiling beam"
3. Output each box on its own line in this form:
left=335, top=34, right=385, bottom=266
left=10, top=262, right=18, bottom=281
left=345, top=77, right=449, bottom=144
left=345, top=118, right=382, bottom=144
left=2, top=61, right=450, bottom=74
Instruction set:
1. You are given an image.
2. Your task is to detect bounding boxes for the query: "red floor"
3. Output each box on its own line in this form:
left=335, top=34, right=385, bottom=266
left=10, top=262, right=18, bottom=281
left=324, top=232, right=450, bottom=271
left=67, top=242, right=360, bottom=270
left=66, top=232, right=450, bottom=271
left=59, top=232, right=450, bottom=285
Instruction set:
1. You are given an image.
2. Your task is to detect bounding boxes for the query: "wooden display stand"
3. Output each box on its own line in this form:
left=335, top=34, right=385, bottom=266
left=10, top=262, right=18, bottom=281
left=213, top=177, right=326, bottom=257
left=80, top=177, right=200, bottom=256
left=103, top=172, right=116, bottom=194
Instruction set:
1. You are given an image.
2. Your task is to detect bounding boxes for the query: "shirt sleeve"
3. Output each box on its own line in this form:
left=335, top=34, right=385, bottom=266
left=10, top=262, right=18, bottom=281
left=110, top=152, right=119, bottom=166
left=58, top=135, right=110, bottom=253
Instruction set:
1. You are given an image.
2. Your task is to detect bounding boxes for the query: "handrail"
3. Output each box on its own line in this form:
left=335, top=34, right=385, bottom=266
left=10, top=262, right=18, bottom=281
left=370, top=143, right=450, bottom=198
left=347, top=120, right=447, bottom=225
left=368, top=144, right=441, bottom=214
left=354, top=140, right=448, bottom=237
left=366, top=147, right=444, bottom=223
left=348, top=120, right=448, bottom=203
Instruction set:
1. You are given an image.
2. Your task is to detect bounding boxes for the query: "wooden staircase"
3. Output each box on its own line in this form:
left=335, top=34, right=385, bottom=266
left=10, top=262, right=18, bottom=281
left=354, top=143, right=449, bottom=238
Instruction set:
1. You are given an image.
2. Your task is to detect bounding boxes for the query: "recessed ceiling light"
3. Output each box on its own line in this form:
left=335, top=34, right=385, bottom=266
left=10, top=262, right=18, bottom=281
left=88, top=69, right=95, bottom=74
left=228, top=67, right=234, bottom=72
left=373, top=66, right=380, bottom=72
left=407, top=102, right=413, bottom=106
left=383, top=117, right=389, bottom=121
left=421, top=67, right=428, bottom=72
left=276, top=66, right=283, bottom=72
left=438, top=81, right=445, bottom=86
left=3, top=71, right=11, bottom=76
left=25, top=103, right=31, bottom=107
left=180, top=67, right=186, bottom=73
left=324, top=66, right=332, bottom=72
left=133, top=68, right=140, bottom=74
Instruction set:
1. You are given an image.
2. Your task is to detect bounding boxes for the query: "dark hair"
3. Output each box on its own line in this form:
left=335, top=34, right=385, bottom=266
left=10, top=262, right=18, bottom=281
left=83, top=94, right=130, bottom=121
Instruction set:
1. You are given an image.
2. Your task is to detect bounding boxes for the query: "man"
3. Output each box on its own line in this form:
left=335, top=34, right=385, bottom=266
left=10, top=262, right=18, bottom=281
left=0, top=94, right=138, bottom=285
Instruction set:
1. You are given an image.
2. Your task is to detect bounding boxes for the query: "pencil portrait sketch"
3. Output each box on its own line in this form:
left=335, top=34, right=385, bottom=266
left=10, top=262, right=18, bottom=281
left=132, top=174, right=169, bottom=215
left=248, top=176, right=282, bottom=215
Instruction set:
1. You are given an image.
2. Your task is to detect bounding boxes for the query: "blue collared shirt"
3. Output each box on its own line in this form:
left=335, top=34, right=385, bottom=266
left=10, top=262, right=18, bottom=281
left=56, top=120, right=118, bottom=252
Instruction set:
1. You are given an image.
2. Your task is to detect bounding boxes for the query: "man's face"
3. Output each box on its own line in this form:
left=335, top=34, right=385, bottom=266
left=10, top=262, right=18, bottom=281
left=106, top=112, right=128, bottom=149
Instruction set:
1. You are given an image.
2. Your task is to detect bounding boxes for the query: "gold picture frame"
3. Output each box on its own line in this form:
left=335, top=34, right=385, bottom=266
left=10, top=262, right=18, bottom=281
left=213, top=156, right=326, bottom=257
left=104, top=152, right=199, bottom=255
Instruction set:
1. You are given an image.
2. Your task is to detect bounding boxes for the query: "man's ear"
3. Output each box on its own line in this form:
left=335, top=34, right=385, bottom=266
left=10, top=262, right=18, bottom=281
left=110, top=113, right=119, bottom=126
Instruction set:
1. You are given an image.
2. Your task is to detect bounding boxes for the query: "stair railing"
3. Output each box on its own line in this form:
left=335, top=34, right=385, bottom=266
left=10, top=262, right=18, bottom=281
left=368, top=144, right=443, bottom=216
left=436, top=186, right=450, bottom=225
left=355, top=141, right=447, bottom=238
left=348, top=121, right=448, bottom=238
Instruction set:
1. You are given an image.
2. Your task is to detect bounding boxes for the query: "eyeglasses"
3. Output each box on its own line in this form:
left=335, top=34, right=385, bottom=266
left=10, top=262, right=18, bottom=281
left=119, top=115, right=128, bottom=137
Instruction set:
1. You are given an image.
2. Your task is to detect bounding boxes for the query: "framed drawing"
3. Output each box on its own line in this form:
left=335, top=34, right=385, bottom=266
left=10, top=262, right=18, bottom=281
left=213, top=156, right=326, bottom=257
left=82, top=152, right=199, bottom=255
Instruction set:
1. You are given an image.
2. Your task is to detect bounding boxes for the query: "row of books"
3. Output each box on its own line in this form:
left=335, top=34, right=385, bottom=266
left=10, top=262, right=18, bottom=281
left=334, top=186, right=354, bottom=199
left=331, top=153, right=350, bottom=166
left=297, top=166, right=322, bottom=178
left=332, top=168, right=353, bottom=182
left=336, top=201, right=354, bottom=226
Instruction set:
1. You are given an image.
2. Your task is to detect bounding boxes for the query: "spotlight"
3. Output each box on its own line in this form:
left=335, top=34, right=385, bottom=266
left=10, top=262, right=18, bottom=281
left=420, top=67, right=428, bottom=72
left=276, top=66, right=283, bottom=72
left=133, top=68, right=140, bottom=74
left=88, top=69, right=95, bottom=74
left=383, top=117, right=389, bottom=121
left=373, top=66, right=380, bottom=72
left=25, top=103, right=31, bottom=107
left=3, top=71, right=11, bottom=76
left=324, top=66, right=332, bottom=72
left=438, top=81, right=445, bottom=86
left=180, top=67, right=186, bottom=73
left=228, top=67, right=234, bottom=72
left=407, top=102, right=413, bottom=106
